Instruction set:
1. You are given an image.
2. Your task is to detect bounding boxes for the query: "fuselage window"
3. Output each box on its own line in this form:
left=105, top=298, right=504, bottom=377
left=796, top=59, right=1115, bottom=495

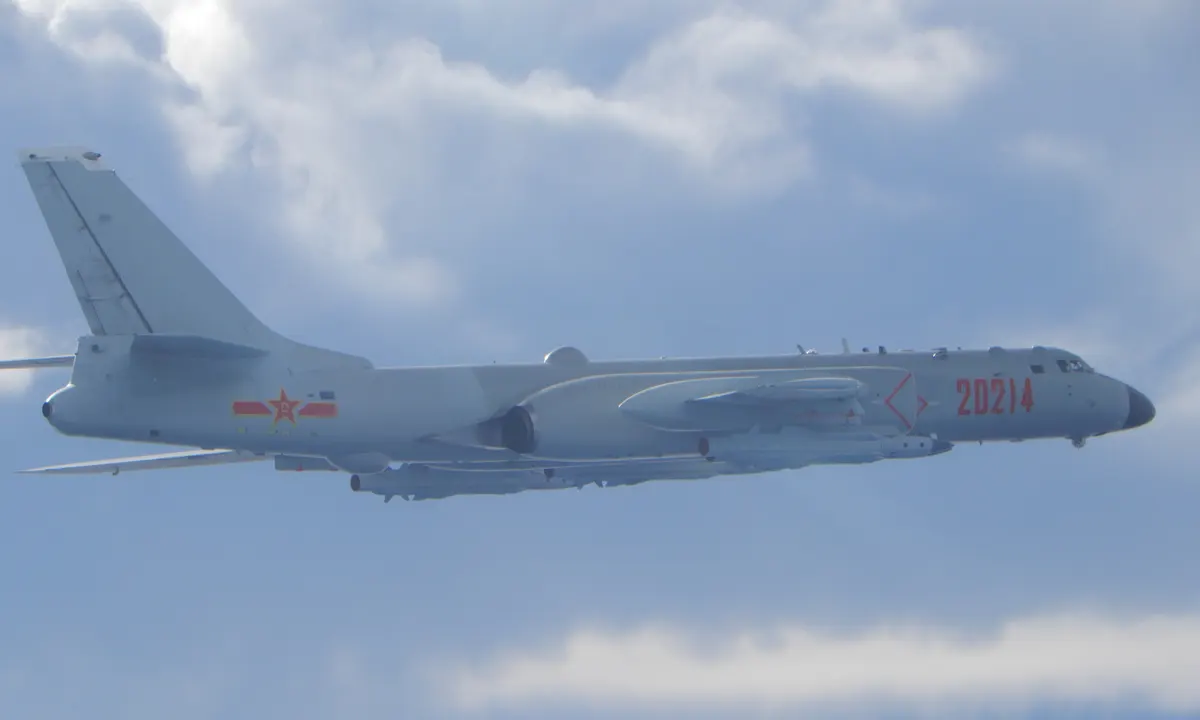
left=1057, top=359, right=1092, bottom=373
left=1031, top=364, right=1045, bottom=374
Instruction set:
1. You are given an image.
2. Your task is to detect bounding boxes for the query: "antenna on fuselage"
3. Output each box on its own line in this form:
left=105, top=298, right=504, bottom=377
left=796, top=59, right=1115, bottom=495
left=841, top=338, right=851, bottom=354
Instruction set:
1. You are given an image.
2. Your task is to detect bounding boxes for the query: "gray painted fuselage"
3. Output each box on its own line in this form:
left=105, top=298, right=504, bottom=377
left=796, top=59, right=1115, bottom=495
left=43, top=336, right=1148, bottom=467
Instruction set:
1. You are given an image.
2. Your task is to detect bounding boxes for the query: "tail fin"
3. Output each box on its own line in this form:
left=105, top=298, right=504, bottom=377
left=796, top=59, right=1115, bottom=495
left=18, top=147, right=370, bottom=369
left=19, top=147, right=273, bottom=344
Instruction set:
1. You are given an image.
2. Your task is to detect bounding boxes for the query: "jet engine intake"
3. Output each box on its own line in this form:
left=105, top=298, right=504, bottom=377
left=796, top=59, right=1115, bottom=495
left=472, top=374, right=710, bottom=460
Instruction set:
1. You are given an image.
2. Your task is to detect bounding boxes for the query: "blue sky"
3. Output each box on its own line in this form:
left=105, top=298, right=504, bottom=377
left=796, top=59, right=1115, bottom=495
left=1, top=0, right=1198, bottom=717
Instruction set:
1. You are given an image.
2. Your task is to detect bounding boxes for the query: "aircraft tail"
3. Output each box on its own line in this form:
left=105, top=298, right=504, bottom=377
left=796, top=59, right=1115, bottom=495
left=17, top=147, right=370, bottom=369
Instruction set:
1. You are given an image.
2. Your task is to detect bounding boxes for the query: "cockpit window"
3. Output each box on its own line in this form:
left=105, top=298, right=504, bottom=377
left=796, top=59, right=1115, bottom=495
left=1057, top=358, right=1093, bottom=373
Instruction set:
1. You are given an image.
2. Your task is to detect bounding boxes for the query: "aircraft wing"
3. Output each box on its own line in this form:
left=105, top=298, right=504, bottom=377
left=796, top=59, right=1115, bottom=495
left=19, top=448, right=267, bottom=475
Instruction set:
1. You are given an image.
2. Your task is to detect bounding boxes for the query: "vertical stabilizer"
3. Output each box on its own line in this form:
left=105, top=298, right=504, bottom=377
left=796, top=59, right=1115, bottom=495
left=20, top=147, right=272, bottom=344
left=18, top=147, right=371, bottom=369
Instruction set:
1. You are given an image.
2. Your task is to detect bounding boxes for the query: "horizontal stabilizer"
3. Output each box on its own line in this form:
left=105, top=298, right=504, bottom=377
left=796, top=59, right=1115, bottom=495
left=19, top=448, right=266, bottom=475
left=0, top=354, right=74, bottom=369
left=130, top=334, right=269, bottom=360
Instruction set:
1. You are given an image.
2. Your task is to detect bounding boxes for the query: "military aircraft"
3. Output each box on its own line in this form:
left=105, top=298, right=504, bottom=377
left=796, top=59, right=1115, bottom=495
left=3, top=147, right=1156, bottom=501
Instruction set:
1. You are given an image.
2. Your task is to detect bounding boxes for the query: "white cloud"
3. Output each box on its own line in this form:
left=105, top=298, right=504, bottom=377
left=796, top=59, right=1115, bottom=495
left=1104, top=154, right=1200, bottom=309
left=1162, top=348, right=1200, bottom=420
left=0, top=326, right=53, bottom=396
left=1008, top=129, right=1200, bottom=292
left=1010, top=132, right=1103, bottom=182
left=13, top=0, right=993, bottom=311
left=1150, top=344, right=1200, bottom=453
left=447, top=611, right=1200, bottom=714
left=0, top=638, right=253, bottom=720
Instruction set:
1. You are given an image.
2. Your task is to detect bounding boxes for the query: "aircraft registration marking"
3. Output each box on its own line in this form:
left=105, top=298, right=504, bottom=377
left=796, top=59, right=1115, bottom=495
left=956, top=377, right=1034, bottom=415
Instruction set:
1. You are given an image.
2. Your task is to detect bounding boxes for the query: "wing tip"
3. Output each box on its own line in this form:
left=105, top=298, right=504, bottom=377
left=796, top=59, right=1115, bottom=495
left=18, top=146, right=109, bottom=170
left=17, top=462, right=103, bottom=475
left=16, top=466, right=65, bottom=475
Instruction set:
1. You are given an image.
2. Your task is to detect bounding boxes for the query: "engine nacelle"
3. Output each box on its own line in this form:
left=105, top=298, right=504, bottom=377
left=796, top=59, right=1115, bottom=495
left=474, top=375, right=701, bottom=460
left=473, top=405, right=538, bottom=454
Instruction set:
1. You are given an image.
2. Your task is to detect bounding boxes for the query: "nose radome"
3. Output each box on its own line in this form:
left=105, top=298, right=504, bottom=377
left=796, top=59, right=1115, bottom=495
left=1123, top=385, right=1156, bottom=430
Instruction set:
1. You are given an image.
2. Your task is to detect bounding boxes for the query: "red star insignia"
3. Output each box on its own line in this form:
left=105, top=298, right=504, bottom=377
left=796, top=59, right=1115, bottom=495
left=268, top=388, right=302, bottom=425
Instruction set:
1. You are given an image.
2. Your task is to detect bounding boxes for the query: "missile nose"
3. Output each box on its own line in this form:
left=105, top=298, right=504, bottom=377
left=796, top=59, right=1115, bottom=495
left=1123, top=385, right=1156, bottom=430
left=931, top=439, right=954, bottom=455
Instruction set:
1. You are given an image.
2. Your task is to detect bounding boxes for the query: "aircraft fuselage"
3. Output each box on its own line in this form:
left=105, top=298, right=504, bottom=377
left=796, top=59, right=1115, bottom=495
left=42, top=338, right=1151, bottom=475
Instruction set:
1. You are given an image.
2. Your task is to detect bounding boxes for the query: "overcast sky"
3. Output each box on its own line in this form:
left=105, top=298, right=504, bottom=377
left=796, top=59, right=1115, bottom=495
left=1, top=1, right=1198, bottom=718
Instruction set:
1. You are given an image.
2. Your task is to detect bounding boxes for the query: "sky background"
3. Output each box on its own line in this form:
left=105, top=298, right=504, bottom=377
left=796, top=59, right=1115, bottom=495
left=1, top=0, right=1198, bottom=717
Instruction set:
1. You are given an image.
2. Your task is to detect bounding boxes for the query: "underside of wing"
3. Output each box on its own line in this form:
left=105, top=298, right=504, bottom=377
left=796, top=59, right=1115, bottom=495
left=19, top=448, right=267, bottom=475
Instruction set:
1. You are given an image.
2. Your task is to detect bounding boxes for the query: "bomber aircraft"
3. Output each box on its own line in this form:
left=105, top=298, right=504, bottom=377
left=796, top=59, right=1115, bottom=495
left=3, top=147, right=1156, bottom=501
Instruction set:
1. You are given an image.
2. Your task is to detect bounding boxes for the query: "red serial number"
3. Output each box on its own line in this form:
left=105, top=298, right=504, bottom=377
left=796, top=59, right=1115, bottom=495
left=956, top=377, right=1034, bottom=415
